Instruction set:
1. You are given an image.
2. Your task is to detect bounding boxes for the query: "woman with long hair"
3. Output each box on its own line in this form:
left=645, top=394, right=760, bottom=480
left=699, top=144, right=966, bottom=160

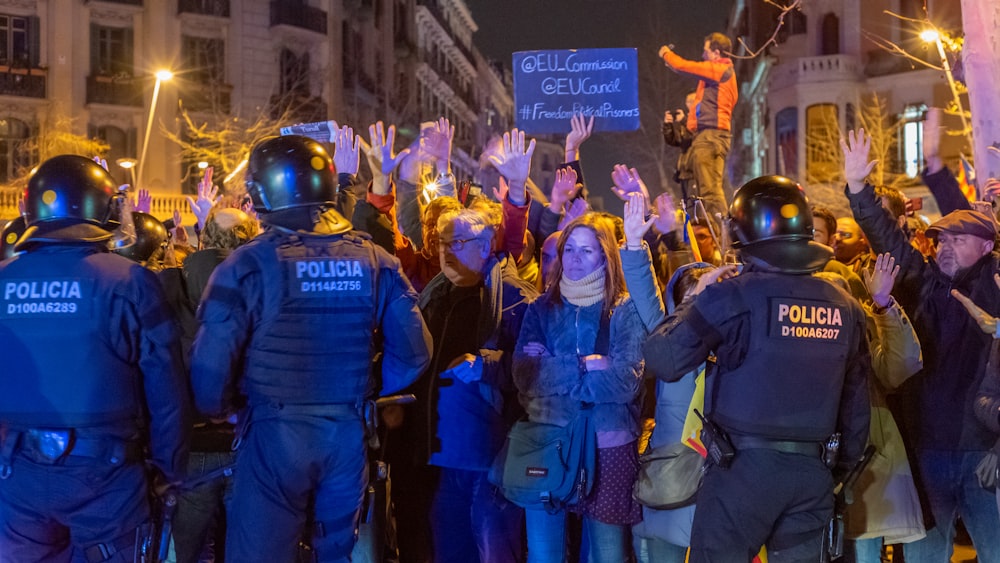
left=513, top=212, right=647, bottom=563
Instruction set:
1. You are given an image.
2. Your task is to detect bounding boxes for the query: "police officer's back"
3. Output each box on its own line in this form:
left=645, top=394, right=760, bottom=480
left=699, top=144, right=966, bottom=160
left=190, top=135, right=432, bottom=562
left=0, top=155, right=190, bottom=562
left=645, top=175, right=871, bottom=562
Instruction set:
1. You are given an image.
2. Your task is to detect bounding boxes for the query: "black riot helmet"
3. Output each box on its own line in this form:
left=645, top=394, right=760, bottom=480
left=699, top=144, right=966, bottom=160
left=112, top=211, right=167, bottom=263
left=20, top=155, right=120, bottom=244
left=245, top=135, right=338, bottom=214
left=727, top=175, right=831, bottom=274
left=0, top=216, right=26, bottom=260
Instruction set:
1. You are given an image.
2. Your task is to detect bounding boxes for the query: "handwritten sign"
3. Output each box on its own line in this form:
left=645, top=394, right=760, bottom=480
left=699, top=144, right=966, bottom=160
left=513, top=48, right=639, bottom=134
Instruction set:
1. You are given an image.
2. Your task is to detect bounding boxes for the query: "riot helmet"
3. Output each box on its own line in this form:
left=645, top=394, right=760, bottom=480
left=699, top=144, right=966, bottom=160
left=20, top=155, right=119, bottom=244
left=245, top=135, right=338, bottom=214
left=727, top=175, right=831, bottom=273
left=0, top=216, right=26, bottom=260
left=112, top=211, right=167, bottom=263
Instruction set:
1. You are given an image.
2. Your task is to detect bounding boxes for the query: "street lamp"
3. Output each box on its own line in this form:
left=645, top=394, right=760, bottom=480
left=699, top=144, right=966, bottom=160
left=116, top=157, right=138, bottom=188
left=921, top=26, right=971, bottom=148
left=137, top=69, right=174, bottom=189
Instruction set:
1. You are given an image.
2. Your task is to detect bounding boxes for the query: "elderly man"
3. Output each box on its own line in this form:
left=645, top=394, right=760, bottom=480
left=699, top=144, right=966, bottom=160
left=418, top=207, right=537, bottom=563
left=842, top=129, right=1000, bottom=562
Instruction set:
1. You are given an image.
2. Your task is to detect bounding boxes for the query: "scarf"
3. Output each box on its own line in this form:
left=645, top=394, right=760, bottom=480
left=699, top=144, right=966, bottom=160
left=560, top=266, right=606, bottom=307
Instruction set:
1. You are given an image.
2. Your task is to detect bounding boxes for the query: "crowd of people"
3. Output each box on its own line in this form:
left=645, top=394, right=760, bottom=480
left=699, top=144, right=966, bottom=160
left=1, top=31, right=1000, bottom=563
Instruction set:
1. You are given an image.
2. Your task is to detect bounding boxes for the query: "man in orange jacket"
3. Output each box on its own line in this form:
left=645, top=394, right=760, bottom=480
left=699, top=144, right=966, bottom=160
left=659, top=33, right=738, bottom=222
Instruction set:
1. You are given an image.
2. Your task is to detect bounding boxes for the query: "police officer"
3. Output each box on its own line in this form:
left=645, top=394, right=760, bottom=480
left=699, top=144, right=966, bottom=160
left=0, top=216, right=26, bottom=260
left=644, top=175, right=871, bottom=562
left=113, top=211, right=168, bottom=268
left=0, top=154, right=191, bottom=562
left=190, top=134, right=432, bottom=562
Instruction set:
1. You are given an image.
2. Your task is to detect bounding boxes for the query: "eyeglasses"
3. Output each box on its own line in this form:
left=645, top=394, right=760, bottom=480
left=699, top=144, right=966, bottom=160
left=438, top=237, right=483, bottom=252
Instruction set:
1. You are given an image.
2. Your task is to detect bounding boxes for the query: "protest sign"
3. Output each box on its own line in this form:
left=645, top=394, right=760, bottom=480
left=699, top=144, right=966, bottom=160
left=513, top=48, right=639, bottom=134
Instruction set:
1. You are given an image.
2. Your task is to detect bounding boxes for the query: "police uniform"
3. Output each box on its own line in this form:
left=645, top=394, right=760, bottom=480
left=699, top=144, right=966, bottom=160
left=190, top=135, right=432, bottom=563
left=0, top=155, right=190, bottom=563
left=644, top=176, right=871, bottom=562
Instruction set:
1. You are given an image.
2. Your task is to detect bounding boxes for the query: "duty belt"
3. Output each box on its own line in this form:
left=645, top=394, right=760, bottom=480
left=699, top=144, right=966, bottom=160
left=730, top=435, right=824, bottom=458
left=19, top=429, right=143, bottom=466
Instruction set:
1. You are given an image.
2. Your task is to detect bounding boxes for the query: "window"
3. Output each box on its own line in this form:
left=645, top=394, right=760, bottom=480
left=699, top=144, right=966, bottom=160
left=821, top=13, right=840, bottom=55
left=0, top=117, right=29, bottom=183
left=181, top=36, right=225, bottom=84
left=0, top=15, right=38, bottom=67
left=91, top=24, right=133, bottom=76
left=775, top=107, right=798, bottom=177
left=280, top=48, right=309, bottom=97
left=806, top=104, right=839, bottom=181
left=899, top=104, right=926, bottom=178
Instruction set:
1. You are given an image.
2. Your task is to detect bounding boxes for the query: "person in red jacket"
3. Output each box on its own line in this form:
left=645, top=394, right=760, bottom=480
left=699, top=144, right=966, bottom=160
left=659, top=33, right=738, bottom=222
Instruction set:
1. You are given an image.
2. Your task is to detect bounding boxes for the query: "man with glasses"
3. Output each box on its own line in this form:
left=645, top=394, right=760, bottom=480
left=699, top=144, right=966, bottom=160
left=416, top=207, right=537, bottom=562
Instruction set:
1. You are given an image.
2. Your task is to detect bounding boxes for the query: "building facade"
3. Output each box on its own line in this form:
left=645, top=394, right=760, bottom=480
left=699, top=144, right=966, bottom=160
left=727, top=0, right=966, bottom=215
left=0, top=0, right=514, bottom=220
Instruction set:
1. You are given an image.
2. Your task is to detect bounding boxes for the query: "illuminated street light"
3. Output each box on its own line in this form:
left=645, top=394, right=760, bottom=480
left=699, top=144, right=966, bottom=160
left=922, top=26, right=971, bottom=147
left=137, top=69, right=173, bottom=188
left=197, top=161, right=209, bottom=170
left=116, top=157, right=138, bottom=188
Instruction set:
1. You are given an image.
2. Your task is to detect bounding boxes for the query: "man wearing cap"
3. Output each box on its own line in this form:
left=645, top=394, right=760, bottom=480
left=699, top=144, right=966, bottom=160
left=843, top=129, right=1000, bottom=562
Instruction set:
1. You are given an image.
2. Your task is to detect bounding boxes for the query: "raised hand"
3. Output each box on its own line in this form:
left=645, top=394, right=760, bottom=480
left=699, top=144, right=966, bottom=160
left=840, top=129, right=877, bottom=194
left=135, top=188, right=152, bottom=214
left=332, top=124, right=362, bottom=176
left=92, top=156, right=109, bottom=172
left=652, top=193, right=679, bottom=234
left=492, top=176, right=509, bottom=203
left=565, top=113, right=594, bottom=162
left=422, top=117, right=454, bottom=169
left=983, top=178, right=1000, bottom=202
left=624, top=191, right=655, bottom=249
left=951, top=273, right=1000, bottom=335
left=171, top=209, right=190, bottom=245
left=610, top=164, right=650, bottom=202
left=185, top=167, right=220, bottom=230
left=558, top=198, right=589, bottom=231
left=488, top=128, right=536, bottom=196
left=366, top=121, right=411, bottom=196
left=549, top=167, right=580, bottom=213
left=862, top=253, right=900, bottom=308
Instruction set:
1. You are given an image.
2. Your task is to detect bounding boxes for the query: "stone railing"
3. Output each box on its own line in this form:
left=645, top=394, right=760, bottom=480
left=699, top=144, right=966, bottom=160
left=0, top=187, right=197, bottom=226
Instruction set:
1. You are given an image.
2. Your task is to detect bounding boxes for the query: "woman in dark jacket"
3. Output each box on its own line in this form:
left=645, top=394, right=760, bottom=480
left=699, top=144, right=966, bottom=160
left=513, top=212, right=647, bottom=563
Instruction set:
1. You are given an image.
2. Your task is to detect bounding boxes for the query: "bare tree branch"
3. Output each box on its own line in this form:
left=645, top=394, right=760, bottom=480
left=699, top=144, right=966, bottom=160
left=729, top=0, right=802, bottom=60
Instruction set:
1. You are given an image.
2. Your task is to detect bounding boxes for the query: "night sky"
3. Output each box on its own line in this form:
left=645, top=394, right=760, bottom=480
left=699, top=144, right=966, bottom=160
left=465, top=0, right=735, bottom=208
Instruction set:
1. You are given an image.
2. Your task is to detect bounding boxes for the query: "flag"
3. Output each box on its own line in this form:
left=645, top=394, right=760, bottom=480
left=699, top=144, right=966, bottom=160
left=956, top=153, right=977, bottom=203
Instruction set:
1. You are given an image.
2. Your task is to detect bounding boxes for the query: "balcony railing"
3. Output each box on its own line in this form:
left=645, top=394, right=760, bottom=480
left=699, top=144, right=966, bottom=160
left=86, top=75, right=144, bottom=107
left=180, top=82, right=232, bottom=113
left=270, top=1, right=327, bottom=35
left=770, top=54, right=861, bottom=91
left=178, top=0, right=229, bottom=17
left=416, top=1, right=476, bottom=65
left=0, top=67, right=45, bottom=98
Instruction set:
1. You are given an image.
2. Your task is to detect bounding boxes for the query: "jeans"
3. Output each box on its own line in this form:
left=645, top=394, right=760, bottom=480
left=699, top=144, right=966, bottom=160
left=429, top=467, right=523, bottom=563
left=633, top=535, right=687, bottom=563
left=903, top=449, right=1000, bottom=563
left=525, top=509, right=629, bottom=563
left=171, top=451, right=236, bottom=563
left=688, top=128, right=731, bottom=222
